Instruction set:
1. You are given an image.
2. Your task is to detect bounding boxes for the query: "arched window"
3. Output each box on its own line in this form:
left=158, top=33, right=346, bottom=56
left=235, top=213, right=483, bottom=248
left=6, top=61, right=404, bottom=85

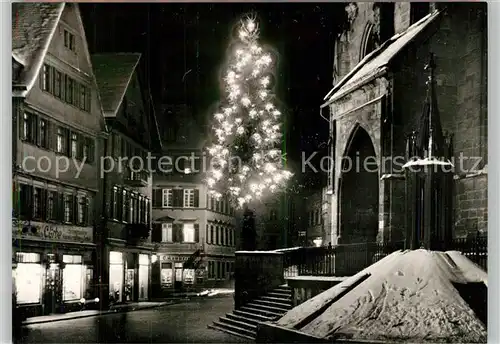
left=360, top=23, right=376, bottom=61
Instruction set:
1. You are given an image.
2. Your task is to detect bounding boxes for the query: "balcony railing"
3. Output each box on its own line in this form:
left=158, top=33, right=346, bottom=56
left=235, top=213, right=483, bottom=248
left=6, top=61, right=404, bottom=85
left=124, top=169, right=149, bottom=186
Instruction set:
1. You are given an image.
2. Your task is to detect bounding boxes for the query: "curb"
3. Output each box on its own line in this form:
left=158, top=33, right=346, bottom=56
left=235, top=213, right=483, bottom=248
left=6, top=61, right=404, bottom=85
left=22, top=301, right=177, bottom=326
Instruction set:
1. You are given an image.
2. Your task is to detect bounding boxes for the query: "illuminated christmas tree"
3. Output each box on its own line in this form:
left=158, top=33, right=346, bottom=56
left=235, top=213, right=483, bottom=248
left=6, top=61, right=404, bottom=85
left=205, top=15, right=292, bottom=208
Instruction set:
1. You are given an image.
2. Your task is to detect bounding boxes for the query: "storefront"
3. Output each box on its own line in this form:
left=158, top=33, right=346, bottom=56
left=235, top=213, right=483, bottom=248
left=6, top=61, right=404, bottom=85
left=156, top=254, right=204, bottom=294
left=108, top=250, right=151, bottom=304
left=12, top=220, right=96, bottom=318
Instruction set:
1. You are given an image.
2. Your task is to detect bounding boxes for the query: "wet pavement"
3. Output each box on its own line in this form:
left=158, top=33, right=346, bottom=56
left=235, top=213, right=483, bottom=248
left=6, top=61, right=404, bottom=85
left=17, top=295, right=252, bottom=343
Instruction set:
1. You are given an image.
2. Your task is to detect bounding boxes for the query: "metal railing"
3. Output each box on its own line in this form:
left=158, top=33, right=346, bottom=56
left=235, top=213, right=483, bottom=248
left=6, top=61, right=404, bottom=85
left=282, top=236, right=488, bottom=277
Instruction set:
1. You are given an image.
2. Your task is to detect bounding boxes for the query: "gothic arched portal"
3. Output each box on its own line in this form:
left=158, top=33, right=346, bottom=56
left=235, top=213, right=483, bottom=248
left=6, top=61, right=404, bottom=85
left=338, top=125, right=379, bottom=244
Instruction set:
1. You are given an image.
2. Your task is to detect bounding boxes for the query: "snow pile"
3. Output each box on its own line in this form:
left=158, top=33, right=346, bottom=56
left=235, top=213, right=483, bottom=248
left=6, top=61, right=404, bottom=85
left=278, top=249, right=487, bottom=343
left=197, top=288, right=235, bottom=297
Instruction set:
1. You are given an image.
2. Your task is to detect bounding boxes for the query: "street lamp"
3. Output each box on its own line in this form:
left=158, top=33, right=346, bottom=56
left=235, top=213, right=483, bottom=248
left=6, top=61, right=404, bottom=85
left=313, top=237, right=323, bottom=247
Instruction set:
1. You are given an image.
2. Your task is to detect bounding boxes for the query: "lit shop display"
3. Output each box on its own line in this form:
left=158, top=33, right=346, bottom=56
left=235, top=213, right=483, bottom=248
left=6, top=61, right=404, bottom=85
left=15, top=252, right=42, bottom=305
left=62, top=255, right=83, bottom=301
left=138, top=254, right=149, bottom=300
left=109, top=251, right=124, bottom=303
left=161, top=263, right=173, bottom=287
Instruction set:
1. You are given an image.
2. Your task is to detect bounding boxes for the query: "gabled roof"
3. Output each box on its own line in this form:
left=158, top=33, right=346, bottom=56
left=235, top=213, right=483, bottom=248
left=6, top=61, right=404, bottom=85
left=91, top=53, right=141, bottom=117
left=322, top=10, right=442, bottom=105
left=12, top=3, right=65, bottom=94
left=12, top=3, right=108, bottom=132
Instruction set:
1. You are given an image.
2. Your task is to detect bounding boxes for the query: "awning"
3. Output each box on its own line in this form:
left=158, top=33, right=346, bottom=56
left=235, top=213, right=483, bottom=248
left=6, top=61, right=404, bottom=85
left=322, top=10, right=442, bottom=105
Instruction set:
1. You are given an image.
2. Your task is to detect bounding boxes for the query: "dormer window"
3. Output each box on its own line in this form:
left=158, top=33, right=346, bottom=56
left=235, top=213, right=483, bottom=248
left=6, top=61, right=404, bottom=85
left=64, top=30, right=75, bottom=52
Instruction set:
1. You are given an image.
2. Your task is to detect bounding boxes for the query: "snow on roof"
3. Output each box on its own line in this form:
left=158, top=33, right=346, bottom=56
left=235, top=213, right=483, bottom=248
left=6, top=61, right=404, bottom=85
left=277, top=249, right=487, bottom=343
left=91, top=53, right=142, bottom=117
left=323, top=10, right=442, bottom=104
left=12, top=3, right=65, bottom=93
left=402, top=157, right=454, bottom=169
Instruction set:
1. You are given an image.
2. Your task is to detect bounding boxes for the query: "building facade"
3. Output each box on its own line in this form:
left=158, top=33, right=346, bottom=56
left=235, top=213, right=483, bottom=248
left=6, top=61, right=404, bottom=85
left=151, top=105, right=237, bottom=295
left=322, top=2, right=487, bottom=245
left=12, top=3, right=106, bottom=317
left=91, top=53, right=162, bottom=305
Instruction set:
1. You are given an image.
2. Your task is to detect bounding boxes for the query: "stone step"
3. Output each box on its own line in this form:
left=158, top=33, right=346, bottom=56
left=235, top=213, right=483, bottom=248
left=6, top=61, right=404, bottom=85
left=274, top=286, right=292, bottom=294
left=241, top=305, right=285, bottom=318
left=259, top=295, right=292, bottom=305
left=209, top=321, right=256, bottom=339
left=252, top=298, right=292, bottom=310
left=247, top=302, right=290, bottom=314
left=219, top=316, right=257, bottom=331
left=233, top=309, right=276, bottom=323
left=267, top=291, right=292, bottom=299
left=226, top=312, right=261, bottom=326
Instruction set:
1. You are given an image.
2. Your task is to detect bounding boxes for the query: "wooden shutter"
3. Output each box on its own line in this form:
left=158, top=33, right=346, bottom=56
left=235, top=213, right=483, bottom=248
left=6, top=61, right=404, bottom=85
left=153, top=189, right=162, bottom=208
left=72, top=195, right=78, bottom=224
left=172, top=223, right=178, bottom=242
left=175, top=223, right=183, bottom=243
left=173, top=189, right=183, bottom=207
left=194, top=189, right=200, bottom=207
left=151, top=223, right=161, bottom=243
left=194, top=223, right=199, bottom=242
left=205, top=224, right=209, bottom=244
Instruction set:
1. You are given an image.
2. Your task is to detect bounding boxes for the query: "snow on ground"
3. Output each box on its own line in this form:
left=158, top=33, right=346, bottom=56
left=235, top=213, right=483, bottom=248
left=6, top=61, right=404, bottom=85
left=197, top=288, right=235, bottom=297
left=278, top=249, right=487, bottom=343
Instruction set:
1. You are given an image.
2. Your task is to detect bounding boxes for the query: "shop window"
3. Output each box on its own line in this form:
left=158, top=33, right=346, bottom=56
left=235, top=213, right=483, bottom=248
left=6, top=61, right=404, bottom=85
left=162, top=223, right=173, bottom=242
left=182, top=223, right=195, bottom=243
left=138, top=254, right=149, bottom=300
left=62, top=255, right=83, bottom=301
left=15, top=252, right=42, bottom=305
left=109, top=251, right=123, bottom=303
left=161, top=262, right=173, bottom=286
left=183, top=269, right=195, bottom=285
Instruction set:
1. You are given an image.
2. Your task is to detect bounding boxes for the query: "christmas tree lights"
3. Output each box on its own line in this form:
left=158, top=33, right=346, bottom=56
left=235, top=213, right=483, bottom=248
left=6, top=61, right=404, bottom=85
left=205, top=16, right=292, bottom=208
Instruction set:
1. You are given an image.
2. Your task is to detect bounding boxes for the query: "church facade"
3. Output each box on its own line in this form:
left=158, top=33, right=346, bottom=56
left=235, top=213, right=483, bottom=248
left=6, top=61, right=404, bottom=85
left=322, top=3, right=487, bottom=245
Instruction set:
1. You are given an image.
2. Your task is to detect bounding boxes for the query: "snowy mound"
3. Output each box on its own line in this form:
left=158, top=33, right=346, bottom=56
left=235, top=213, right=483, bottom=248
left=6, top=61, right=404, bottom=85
left=277, top=249, right=487, bottom=343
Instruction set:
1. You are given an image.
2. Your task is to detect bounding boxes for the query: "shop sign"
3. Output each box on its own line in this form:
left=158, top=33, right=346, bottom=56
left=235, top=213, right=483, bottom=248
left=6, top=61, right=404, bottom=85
left=12, top=220, right=93, bottom=244
left=161, top=255, right=190, bottom=262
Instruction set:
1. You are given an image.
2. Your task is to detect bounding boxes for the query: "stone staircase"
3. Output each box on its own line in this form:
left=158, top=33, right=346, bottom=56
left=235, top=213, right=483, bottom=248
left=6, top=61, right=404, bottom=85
left=208, top=285, right=293, bottom=340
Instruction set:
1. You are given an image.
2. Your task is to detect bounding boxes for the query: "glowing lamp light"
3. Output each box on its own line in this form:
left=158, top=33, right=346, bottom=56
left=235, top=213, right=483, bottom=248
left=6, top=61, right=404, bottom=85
left=151, top=254, right=158, bottom=264
left=313, top=237, right=323, bottom=247
left=95, top=298, right=100, bottom=303
left=80, top=298, right=86, bottom=304
left=247, top=19, right=256, bottom=32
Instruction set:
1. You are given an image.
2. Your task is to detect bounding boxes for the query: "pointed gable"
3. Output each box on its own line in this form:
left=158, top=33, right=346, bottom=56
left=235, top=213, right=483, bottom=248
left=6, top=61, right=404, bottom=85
left=91, top=53, right=141, bottom=117
left=12, top=3, right=64, bottom=92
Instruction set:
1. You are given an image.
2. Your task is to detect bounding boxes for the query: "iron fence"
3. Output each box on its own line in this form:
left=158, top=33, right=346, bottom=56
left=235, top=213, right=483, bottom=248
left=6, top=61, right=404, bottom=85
left=282, top=236, right=487, bottom=277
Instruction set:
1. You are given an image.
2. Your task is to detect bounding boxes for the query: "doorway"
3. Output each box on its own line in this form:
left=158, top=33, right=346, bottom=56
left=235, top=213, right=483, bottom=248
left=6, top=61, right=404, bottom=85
left=339, top=126, right=379, bottom=244
left=43, top=262, right=62, bottom=315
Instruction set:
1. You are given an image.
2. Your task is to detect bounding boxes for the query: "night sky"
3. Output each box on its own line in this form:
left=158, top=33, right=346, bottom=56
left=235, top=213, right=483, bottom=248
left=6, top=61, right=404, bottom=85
left=80, top=3, right=346, bottom=190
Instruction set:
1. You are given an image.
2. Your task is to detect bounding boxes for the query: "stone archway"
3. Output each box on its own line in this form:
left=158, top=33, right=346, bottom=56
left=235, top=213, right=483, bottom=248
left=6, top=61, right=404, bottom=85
left=338, top=125, right=379, bottom=244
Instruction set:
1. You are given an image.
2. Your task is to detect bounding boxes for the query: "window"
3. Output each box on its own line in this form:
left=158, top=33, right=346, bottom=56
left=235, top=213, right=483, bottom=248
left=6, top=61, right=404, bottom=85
left=79, top=85, right=87, bottom=111
left=210, top=197, right=215, bottom=210
left=64, top=29, right=75, bottom=52
left=162, top=189, right=173, bottom=208
left=145, top=198, right=150, bottom=224
left=47, top=191, right=56, bottom=220
left=78, top=196, right=88, bottom=225
left=54, top=70, right=62, bottom=98
left=65, top=76, right=74, bottom=104
left=71, top=133, right=78, bottom=158
left=22, top=112, right=36, bottom=143
left=111, top=187, right=118, bottom=219
left=56, top=127, right=68, bottom=154
left=122, top=190, right=128, bottom=222
left=210, top=225, right=214, bottom=244
left=63, top=194, right=73, bottom=223
left=183, top=189, right=195, bottom=208
left=129, top=193, right=135, bottom=223
left=42, top=64, right=52, bottom=92
left=82, top=137, right=94, bottom=163
left=182, top=223, right=195, bottom=243
left=38, top=118, right=48, bottom=149
left=161, top=223, right=173, bottom=242
left=33, top=188, right=42, bottom=219
left=62, top=257, right=82, bottom=301
left=18, top=184, right=32, bottom=219
left=215, top=226, right=220, bottom=245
